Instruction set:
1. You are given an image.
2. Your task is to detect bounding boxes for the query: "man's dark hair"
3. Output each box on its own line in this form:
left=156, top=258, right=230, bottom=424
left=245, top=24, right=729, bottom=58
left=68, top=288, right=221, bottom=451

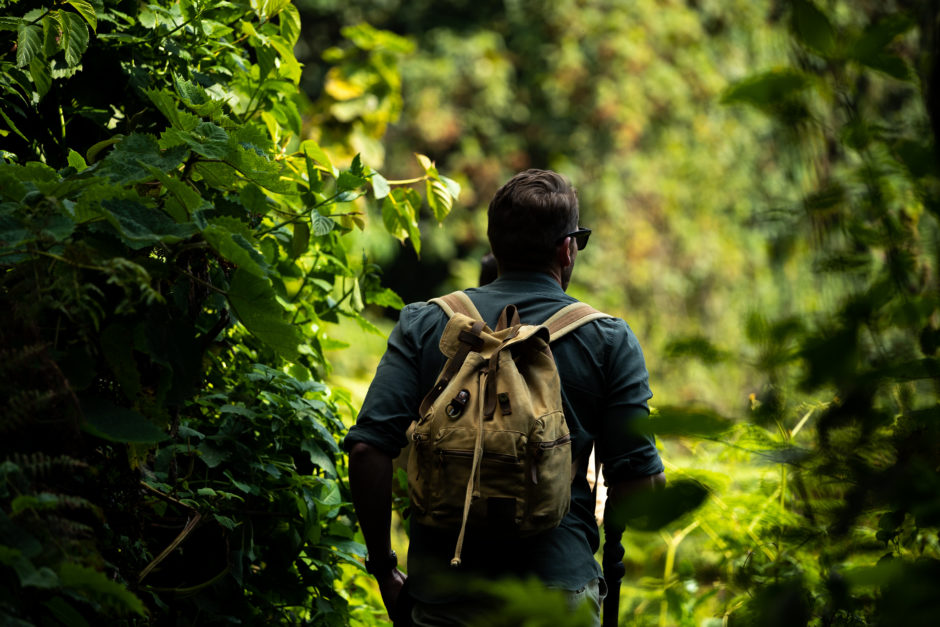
left=487, top=169, right=579, bottom=271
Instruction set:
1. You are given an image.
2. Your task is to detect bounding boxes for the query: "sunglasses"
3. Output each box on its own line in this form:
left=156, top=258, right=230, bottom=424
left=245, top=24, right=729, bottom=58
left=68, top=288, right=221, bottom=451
left=556, top=227, right=592, bottom=250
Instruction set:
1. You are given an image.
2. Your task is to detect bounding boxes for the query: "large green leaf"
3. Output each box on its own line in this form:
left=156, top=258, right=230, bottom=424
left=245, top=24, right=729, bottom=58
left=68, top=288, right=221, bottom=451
left=164, top=122, right=230, bottom=159
left=381, top=187, right=421, bottom=254
left=58, top=562, right=146, bottom=616
left=16, top=24, right=41, bottom=68
left=644, top=406, right=734, bottom=438
left=61, top=10, right=89, bottom=67
left=612, top=480, right=710, bottom=532
left=426, top=177, right=453, bottom=222
left=227, top=268, right=302, bottom=360
left=100, top=133, right=188, bottom=184
left=721, top=69, right=812, bottom=108
left=66, top=0, right=97, bottom=31
left=790, top=0, right=835, bottom=56
left=846, top=15, right=914, bottom=80
left=99, top=199, right=197, bottom=249
left=203, top=217, right=270, bottom=277
left=28, top=55, right=51, bottom=99
left=81, top=398, right=167, bottom=443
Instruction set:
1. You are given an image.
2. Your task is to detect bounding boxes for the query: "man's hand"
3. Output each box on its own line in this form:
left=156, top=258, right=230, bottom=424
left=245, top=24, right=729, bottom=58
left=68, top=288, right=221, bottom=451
left=376, top=568, right=408, bottom=621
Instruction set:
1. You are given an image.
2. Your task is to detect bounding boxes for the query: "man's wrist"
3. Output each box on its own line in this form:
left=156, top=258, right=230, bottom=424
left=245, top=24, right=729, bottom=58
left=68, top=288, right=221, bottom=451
left=365, top=549, right=397, bottom=577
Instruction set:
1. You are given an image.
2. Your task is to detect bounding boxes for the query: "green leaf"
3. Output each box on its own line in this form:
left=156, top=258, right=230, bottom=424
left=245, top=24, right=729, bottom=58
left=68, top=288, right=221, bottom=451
left=81, top=397, right=167, bottom=443
left=645, top=406, right=734, bottom=438
left=846, top=16, right=914, bottom=81
left=16, top=24, right=41, bottom=68
left=66, top=0, right=97, bottom=31
left=29, top=56, right=52, bottom=99
left=226, top=144, right=294, bottom=193
left=0, top=17, right=23, bottom=32
left=67, top=149, right=87, bottom=171
left=613, top=480, right=709, bottom=531
left=721, top=69, right=812, bottom=108
left=142, top=164, right=204, bottom=221
left=58, top=562, right=146, bottom=616
left=336, top=170, right=366, bottom=192
left=290, top=220, right=310, bottom=259
left=203, top=217, right=269, bottom=278
left=0, top=215, right=30, bottom=253
left=426, top=177, right=452, bottom=222
left=100, top=198, right=197, bottom=249
left=42, top=13, right=64, bottom=58
left=173, top=73, right=209, bottom=105
left=366, top=287, right=404, bottom=309
left=790, top=0, right=835, bottom=56
left=164, top=122, right=230, bottom=159
left=301, top=441, right=337, bottom=478
left=312, top=212, right=335, bottom=236
left=381, top=188, right=421, bottom=255
left=227, top=268, right=302, bottom=360
left=370, top=172, right=390, bottom=199
left=61, top=10, right=90, bottom=67
left=440, top=175, right=461, bottom=200
left=301, top=140, right=336, bottom=176
left=415, top=153, right=433, bottom=172
left=100, top=133, right=187, bottom=184
left=279, top=3, right=301, bottom=45
left=663, top=336, right=729, bottom=364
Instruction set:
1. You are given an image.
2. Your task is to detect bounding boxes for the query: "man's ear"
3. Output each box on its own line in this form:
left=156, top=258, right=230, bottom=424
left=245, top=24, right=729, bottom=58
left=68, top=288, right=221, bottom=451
left=556, top=238, right=574, bottom=268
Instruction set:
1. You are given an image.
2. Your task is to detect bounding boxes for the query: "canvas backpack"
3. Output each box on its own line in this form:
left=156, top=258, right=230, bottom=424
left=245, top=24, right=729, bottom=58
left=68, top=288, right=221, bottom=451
left=407, top=290, right=611, bottom=566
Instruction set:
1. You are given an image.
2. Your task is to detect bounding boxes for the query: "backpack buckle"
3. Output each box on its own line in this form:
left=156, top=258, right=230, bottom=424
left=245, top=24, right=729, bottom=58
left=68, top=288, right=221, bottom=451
left=445, top=389, right=470, bottom=418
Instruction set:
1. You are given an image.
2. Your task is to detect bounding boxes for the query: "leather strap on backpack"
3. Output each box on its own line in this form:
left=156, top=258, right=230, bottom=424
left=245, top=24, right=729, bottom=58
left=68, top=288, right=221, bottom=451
left=429, top=291, right=484, bottom=321
left=542, top=302, right=612, bottom=342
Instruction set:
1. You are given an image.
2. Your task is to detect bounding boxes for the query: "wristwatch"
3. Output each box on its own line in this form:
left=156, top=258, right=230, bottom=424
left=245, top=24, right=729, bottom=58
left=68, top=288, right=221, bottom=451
left=365, top=550, right=397, bottom=576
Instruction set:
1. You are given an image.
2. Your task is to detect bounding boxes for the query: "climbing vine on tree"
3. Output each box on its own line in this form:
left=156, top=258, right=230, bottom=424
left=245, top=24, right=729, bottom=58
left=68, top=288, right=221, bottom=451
left=0, top=0, right=457, bottom=624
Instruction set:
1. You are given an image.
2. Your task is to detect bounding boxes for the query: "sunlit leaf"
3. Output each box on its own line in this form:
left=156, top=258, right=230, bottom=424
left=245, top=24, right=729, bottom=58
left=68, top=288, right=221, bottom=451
left=16, top=24, right=41, bottom=68
left=427, top=178, right=452, bottom=222
left=371, top=172, right=390, bottom=199
left=66, top=0, right=97, bottom=31
left=61, top=10, right=89, bottom=67
left=227, top=268, right=301, bottom=360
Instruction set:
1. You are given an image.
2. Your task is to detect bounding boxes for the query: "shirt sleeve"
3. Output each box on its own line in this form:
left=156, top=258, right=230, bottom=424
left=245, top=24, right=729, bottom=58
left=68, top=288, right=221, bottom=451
left=595, top=320, right=665, bottom=481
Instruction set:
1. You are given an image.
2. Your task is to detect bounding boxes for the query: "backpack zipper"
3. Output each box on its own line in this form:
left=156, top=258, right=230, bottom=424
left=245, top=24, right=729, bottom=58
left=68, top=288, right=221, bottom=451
left=438, top=449, right=520, bottom=464
left=528, top=433, right=572, bottom=484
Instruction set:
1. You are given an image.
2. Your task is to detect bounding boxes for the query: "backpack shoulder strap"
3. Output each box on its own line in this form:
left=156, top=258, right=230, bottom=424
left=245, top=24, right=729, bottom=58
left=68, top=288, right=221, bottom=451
left=428, top=291, right=484, bottom=321
left=543, top=302, right=612, bottom=342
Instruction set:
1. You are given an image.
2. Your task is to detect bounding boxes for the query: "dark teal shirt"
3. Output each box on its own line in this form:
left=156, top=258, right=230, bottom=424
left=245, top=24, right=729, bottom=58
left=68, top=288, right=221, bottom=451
left=344, top=272, right=663, bottom=601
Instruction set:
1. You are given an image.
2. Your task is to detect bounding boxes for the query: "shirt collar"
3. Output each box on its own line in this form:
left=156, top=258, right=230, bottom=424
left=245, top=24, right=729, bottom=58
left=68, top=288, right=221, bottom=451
left=491, top=271, right=564, bottom=293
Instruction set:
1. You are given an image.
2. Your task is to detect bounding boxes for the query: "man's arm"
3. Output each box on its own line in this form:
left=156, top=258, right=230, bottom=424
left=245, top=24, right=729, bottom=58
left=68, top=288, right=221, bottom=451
left=348, top=441, right=406, bottom=618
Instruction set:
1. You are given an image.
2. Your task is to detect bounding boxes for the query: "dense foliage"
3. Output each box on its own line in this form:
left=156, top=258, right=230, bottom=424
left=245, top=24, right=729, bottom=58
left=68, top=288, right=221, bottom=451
left=0, top=0, right=455, bottom=624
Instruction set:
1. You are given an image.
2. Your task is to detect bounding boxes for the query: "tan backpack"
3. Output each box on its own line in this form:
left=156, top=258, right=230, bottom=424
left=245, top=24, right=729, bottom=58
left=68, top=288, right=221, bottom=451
left=407, top=291, right=610, bottom=566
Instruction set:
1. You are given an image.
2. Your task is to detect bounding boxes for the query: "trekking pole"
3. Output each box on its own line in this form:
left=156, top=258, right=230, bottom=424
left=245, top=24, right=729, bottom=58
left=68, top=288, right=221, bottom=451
left=601, top=517, right=626, bottom=627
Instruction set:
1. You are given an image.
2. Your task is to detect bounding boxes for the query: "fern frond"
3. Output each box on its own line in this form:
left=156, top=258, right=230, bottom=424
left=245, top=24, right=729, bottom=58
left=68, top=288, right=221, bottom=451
left=0, top=343, right=48, bottom=370
left=2, top=389, right=66, bottom=433
left=45, top=515, right=96, bottom=539
left=10, top=453, right=89, bottom=478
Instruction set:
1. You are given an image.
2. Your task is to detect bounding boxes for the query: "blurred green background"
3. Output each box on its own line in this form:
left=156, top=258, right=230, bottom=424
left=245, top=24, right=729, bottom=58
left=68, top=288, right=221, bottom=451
left=306, top=1, right=940, bottom=624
